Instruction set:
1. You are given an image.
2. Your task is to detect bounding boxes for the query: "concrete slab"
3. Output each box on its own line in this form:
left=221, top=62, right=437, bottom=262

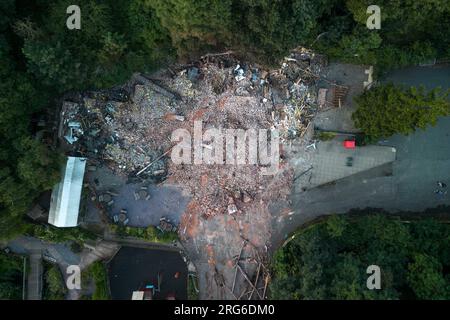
left=84, top=165, right=191, bottom=228
left=295, top=140, right=396, bottom=190
left=314, top=63, right=368, bottom=132
left=108, top=183, right=191, bottom=227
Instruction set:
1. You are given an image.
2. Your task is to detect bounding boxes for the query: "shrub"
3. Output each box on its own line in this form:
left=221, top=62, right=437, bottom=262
left=43, top=264, right=66, bottom=300
left=83, top=261, right=110, bottom=300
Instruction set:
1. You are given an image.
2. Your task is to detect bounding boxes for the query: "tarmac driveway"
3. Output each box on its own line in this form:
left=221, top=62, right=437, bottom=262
left=274, top=66, right=450, bottom=246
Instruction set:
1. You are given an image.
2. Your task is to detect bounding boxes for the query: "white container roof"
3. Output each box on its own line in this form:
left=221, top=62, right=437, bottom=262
left=48, top=156, right=87, bottom=227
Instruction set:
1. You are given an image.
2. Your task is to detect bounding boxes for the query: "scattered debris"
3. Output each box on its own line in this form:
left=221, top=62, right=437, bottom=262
left=113, top=208, right=129, bottom=225
left=133, top=187, right=151, bottom=200
left=227, top=203, right=238, bottom=215
left=158, top=217, right=177, bottom=233
left=331, top=84, right=349, bottom=108
left=59, top=48, right=326, bottom=299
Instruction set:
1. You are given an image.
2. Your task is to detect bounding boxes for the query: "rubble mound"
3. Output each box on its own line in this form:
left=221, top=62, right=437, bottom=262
left=60, top=49, right=325, bottom=218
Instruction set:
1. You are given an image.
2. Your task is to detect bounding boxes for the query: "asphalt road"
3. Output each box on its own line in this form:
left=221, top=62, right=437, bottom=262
left=274, top=66, right=450, bottom=246
left=7, top=236, right=120, bottom=300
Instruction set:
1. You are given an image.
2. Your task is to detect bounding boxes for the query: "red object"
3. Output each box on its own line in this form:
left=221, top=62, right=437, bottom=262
left=343, top=140, right=356, bottom=149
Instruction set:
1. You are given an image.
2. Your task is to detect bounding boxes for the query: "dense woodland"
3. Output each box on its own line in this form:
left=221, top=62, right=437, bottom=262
left=0, top=253, right=23, bottom=299
left=270, top=214, right=450, bottom=299
left=1, top=0, right=450, bottom=239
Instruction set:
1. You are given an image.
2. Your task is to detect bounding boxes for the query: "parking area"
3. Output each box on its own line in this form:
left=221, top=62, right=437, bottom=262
left=294, top=138, right=396, bottom=191
left=107, top=183, right=191, bottom=227
left=84, top=165, right=191, bottom=228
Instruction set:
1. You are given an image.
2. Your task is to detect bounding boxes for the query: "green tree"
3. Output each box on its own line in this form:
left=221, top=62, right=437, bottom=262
left=325, top=26, right=381, bottom=65
left=232, top=0, right=332, bottom=63
left=352, top=84, right=450, bottom=141
left=326, top=214, right=347, bottom=238
left=329, top=254, right=369, bottom=299
left=150, top=0, right=232, bottom=60
left=270, top=214, right=450, bottom=300
left=407, top=253, right=448, bottom=300
left=317, top=0, right=450, bottom=70
left=0, top=28, right=61, bottom=240
left=18, top=0, right=174, bottom=90
left=0, top=253, right=23, bottom=299
left=17, top=138, right=62, bottom=190
left=123, top=0, right=173, bottom=55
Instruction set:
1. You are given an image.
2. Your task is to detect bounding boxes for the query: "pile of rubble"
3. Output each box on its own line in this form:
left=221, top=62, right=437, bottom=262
left=59, top=85, right=174, bottom=178
left=270, top=48, right=326, bottom=140
left=59, top=48, right=324, bottom=217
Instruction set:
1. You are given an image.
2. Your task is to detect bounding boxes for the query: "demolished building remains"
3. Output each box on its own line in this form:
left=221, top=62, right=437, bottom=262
left=57, top=48, right=328, bottom=298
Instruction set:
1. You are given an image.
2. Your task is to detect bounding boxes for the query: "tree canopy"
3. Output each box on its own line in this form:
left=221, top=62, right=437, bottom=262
left=0, top=253, right=23, bottom=299
left=1, top=0, right=449, bottom=241
left=352, top=83, right=450, bottom=141
left=316, top=0, right=450, bottom=71
left=270, top=214, right=450, bottom=300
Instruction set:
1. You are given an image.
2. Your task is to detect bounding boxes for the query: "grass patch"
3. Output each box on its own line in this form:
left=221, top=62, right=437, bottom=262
left=316, top=131, right=337, bottom=141
left=43, top=262, right=66, bottom=300
left=82, top=261, right=110, bottom=300
left=187, top=274, right=199, bottom=300
left=27, top=223, right=97, bottom=245
left=110, top=224, right=178, bottom=244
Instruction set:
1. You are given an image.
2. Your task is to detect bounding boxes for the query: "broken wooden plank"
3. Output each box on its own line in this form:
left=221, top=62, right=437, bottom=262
left=224, top=285, right=239, bottom=300
left=134, top=74, right=181, bottom=100
left=236, top=264, right=263, bottom=300
left=231, top=240, right=246, bottom=293
left=136, top=147, right=173, bottom=176
left=201, top=51, right=234, bottom=59
left=248, top=263, right=261, bottom=300
left=262, top=274, right=270, bottom=300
